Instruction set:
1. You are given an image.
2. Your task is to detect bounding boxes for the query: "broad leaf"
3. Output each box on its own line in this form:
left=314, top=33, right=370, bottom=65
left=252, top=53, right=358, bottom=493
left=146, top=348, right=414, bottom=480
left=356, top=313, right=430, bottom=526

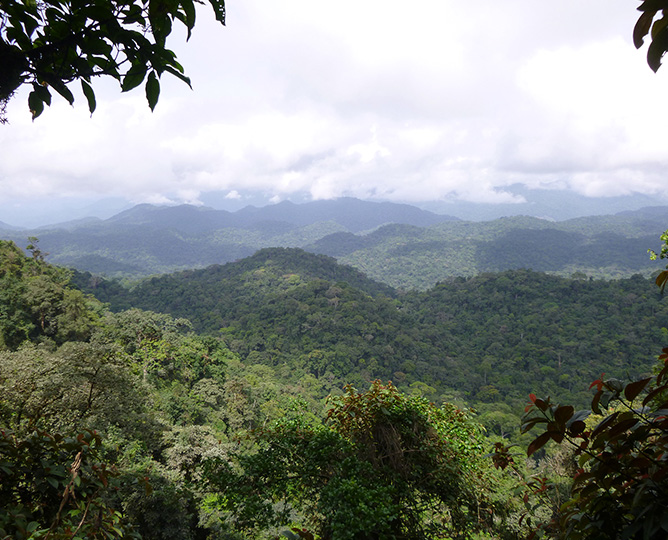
left=624, top=377, right=652, bottom=401
left=122, top=64, right=148, bottom=92
left=526, top=432, right=551, bottom=457
left=145, top=71, right=160, bottom=111
left=81, top=80, right=96, bottom=114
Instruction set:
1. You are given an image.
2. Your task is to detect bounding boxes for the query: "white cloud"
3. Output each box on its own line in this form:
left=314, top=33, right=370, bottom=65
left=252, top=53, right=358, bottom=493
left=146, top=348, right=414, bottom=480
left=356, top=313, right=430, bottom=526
left=1, top=0, right=666, bottom=218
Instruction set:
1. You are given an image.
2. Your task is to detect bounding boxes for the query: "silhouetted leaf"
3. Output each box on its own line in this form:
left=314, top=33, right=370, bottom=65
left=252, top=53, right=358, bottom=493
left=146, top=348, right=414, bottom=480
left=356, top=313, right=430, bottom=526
left=624, top=377, right=652, bottom=401
left=527, top=432, right=551, bottom=457
left=145, top=71, right=160, bottom=111
left=81, top=80, right=96, bottom=114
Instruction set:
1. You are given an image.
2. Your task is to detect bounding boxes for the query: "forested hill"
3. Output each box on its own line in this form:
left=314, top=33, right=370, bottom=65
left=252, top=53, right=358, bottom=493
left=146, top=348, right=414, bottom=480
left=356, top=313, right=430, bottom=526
left=312, top=212, right=667, bottom=289
left=75, top=249, right=668, bottom=415
left=72, top=247, right=396, bottom=311
left=0, top=198, right=457, bottom=279
left=2, top=201, right=666, bottom=287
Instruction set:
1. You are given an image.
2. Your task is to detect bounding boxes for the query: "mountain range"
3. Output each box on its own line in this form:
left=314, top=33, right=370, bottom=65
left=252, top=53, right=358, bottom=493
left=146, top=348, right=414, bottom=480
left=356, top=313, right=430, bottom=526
left=1, top=198, right=666, bottom=289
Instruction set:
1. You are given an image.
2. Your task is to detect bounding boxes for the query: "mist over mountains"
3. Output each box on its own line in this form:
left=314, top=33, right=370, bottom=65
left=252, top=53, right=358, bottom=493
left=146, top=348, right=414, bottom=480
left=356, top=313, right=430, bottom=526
left=1, top=197, right=666, bottom=288
left=3, top=184, right=668, bottom=229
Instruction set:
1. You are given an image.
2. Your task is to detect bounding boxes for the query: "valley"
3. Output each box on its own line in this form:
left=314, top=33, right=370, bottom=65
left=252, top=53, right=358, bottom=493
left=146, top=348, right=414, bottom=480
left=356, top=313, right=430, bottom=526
left=2, top=202, right=668, bottom=539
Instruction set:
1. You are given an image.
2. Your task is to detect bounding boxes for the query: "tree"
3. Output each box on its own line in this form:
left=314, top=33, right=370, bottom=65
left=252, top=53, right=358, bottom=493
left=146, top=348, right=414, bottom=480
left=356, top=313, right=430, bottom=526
left=0, top=239, right=102, bottom=349
left=0, top=0, right=225, bottom=122
left=634, top=1, right=668, bottom=71
left=490, top=233, right=668, bottom=539
left=501, top=363, right=668, bottom=540
left=204, top=381, right=505, bottom=540
left=0, top=428, right=140, bottom=539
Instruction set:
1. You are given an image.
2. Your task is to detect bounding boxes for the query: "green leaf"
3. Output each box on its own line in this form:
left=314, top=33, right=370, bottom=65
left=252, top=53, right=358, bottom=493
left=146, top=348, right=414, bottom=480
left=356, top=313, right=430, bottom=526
left=637, top=0, right=668, bottom=12
left=162, top=65, right=192, bottom=87
left=146, top=71, right=160, bottom=111
left=122, top=64, right=148, bottom=92
left=181, top=0, right=197, bottom=39
left=647, top=25, right=668, bottom=72
left=46, top=476, right=59, bottom=488
left=28, top=90, right=45, bottom=119
left=81, top=80, right=96, bottom=114
left=208, top=0, right=226, bottom=24
left=654, top=16, right=668, bottom=39
left=151, top=13, right=172, bottom=47
left=45, top=78, right=74, bottom=105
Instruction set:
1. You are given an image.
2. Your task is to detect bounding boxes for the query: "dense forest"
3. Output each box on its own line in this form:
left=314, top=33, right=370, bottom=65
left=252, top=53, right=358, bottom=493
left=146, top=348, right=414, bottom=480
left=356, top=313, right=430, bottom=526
left=72, top=248, right=668, bottom=415
left=3, top=237, right=668, bottom=539
left=1, top=202, right=666, bottom=287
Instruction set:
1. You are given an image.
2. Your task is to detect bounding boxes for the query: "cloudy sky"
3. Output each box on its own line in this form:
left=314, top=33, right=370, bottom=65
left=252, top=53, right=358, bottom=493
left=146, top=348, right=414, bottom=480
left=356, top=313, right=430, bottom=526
left=2, top=0, right=668, bottom=225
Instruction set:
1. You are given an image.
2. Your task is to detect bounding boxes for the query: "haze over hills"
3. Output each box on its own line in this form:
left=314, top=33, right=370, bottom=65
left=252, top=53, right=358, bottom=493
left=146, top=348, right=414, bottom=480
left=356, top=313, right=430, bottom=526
left=3, top=185, right=668, bottom=228
left=0, top=198, right=666, bottom=288
left=419, top=184, right=668, bottom=221
left=0, top=199, right=460, bottom=278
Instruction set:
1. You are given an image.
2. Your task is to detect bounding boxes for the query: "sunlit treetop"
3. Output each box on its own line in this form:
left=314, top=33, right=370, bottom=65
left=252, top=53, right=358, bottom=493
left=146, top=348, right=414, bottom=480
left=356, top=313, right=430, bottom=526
left=0, top=0, right=225, bottom=122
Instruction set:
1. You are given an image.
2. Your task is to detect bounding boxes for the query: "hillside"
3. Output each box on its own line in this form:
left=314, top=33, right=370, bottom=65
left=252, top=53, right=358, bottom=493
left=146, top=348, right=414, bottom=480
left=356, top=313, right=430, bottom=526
left=74, top=249, right=668, bottom=414
left=4, top=237, right=668, bottom=539
left=0, top=198, right=456, bottom=278
left=312, top=212, right=667, bottom=289
left=2, top=200, right=666, bottom=288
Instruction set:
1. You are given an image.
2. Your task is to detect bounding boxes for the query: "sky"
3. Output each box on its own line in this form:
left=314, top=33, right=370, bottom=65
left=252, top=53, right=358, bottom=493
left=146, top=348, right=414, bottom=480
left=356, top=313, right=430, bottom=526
left=2, top=0, right=668, bottom=226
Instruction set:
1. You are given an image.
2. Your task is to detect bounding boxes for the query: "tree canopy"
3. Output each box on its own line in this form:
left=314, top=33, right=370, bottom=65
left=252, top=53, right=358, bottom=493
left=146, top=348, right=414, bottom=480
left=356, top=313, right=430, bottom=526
left=0, top=0, right=225, bottom=121
left=204, top=381, right=505, bottom=540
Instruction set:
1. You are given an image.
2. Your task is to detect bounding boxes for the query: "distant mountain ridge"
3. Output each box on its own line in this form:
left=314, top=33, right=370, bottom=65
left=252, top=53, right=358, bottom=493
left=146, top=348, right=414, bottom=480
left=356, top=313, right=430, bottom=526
left=1, top=198, right=666, bottom=288
left=0, top=198, right=459, bottom=278
left=10, top=197, right=459, bottom=233
left=0, top=220, right=20, bottom=230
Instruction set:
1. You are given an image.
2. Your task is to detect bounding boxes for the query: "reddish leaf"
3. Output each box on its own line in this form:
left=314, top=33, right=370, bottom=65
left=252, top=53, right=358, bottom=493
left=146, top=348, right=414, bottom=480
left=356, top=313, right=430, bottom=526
left=624, top=377, right=652, bottom=401
left=527, top=432, right=551, bottom=457
left=590, top=374, right=605, bottom=391
left=656, top=270, right=668, bottom=290
left=548, top=430, right=564, bottom=444
left=555, top=405, right=574, bottom=425
left=642, top=383, right=667, bottom=406
left=607, top=418, right=639, bottom=438
left=591, top=411, right=620, bottom=438
left=568, top=420, right=586, bottom=437
left=533, top=398, right=548, bottom=412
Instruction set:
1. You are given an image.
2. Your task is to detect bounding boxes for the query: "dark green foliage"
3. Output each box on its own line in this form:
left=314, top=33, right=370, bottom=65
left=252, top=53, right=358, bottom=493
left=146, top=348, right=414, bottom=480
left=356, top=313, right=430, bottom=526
left=3, top=213, right=668, bottom=538
left=0, top=0, right=225, bottom=120
left=336, top=214, right=666, bottom=290
left=635, top=1, right=668, bottom=71
left=3, top=203, right=666, bottom=287
left=205, top=381, right=499, bottom=540
left=0, top=428, right=139, bottom=539
left=489, top=232, right=668, bottom=539
left=88, top=252, right=668, bottom=414
left=0, top=240, right=101, bottom=349
left=0, top=341, right=161, bottom=445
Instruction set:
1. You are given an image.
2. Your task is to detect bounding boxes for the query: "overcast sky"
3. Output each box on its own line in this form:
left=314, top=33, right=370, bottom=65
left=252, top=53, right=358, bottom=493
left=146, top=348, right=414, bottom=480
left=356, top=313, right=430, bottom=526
left=2, top=0, right=668, bottom=225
